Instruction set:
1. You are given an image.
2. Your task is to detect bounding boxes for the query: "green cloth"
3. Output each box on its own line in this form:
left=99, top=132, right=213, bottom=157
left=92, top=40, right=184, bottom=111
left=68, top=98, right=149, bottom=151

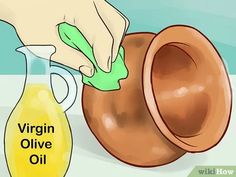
left=58, top=22, right=128, bottom=91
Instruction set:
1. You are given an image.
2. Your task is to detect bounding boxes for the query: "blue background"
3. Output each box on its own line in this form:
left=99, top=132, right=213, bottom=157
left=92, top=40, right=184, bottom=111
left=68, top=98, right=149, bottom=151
left=0, top=0, right=235, bottom=74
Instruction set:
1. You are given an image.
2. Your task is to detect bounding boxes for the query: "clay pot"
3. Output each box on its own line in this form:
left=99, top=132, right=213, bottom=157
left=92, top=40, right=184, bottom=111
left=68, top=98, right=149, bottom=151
left=82, top=25, right=232, bottom=167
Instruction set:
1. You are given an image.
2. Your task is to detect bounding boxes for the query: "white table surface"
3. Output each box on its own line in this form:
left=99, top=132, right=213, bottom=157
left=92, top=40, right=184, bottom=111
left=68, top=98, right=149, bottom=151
left=0, top=75, right=235, bottom=177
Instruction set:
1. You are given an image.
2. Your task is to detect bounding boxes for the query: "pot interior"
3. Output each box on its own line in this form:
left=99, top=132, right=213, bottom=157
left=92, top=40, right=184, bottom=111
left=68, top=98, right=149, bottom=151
left=144, top=26, right=231, bottom=151
left=151, top=43, right=209, bottom=138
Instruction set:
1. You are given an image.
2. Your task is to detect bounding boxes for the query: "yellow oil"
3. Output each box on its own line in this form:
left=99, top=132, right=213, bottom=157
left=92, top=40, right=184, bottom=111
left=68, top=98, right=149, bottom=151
left=5, top=84, right=72, bottom=177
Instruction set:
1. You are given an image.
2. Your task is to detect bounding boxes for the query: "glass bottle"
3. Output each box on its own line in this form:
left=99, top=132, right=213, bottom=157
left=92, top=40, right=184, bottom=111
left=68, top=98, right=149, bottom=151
left=4, top=45, right=77, bottom=177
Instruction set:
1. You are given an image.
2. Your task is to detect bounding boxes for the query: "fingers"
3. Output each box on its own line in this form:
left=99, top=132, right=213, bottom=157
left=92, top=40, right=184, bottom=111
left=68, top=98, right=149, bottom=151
left=64, top=1, right=129, bottom=72
left=92, top=27, right=113, bottom=72
left=67, top=3, right=113, bottom=72
left=51, top=41, right=94, bottom=77
left=94, top=0, right=130, bottom=62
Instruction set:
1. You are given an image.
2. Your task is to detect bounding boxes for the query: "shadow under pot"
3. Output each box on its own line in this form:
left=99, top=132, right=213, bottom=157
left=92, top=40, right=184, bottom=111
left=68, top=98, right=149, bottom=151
left=82, top=25, right=232, bottom=167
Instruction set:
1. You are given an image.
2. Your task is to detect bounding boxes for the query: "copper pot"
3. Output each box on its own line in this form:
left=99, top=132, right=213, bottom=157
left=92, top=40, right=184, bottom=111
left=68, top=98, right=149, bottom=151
left=82, top=25, right=232, bottom=167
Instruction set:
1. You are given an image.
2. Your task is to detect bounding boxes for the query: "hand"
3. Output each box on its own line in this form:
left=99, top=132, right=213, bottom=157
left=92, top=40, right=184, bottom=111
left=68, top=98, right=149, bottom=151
left=0, top=0, right=129, bottom=77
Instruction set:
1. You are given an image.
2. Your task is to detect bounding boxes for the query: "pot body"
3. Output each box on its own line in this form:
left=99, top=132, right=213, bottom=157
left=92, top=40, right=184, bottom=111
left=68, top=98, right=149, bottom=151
left=82, top=33, right=185, bottom=167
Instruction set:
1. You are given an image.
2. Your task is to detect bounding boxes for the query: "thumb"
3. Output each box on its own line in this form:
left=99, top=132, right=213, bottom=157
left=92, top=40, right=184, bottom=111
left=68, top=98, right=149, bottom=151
left=51, top=42, right=94, bottom=77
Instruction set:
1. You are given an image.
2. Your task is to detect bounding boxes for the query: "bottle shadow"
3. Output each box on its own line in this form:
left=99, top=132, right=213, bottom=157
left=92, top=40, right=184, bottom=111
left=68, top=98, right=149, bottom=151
left=0, top=154, right=10, bottom=177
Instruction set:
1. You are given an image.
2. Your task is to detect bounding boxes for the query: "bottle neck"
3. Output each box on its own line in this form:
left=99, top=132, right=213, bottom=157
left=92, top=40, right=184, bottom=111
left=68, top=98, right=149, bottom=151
left=25, top=56, right=51, bottom=87
left=16, top=45, right=56, bottom=87
left=26, top=74, right=51, bottom=86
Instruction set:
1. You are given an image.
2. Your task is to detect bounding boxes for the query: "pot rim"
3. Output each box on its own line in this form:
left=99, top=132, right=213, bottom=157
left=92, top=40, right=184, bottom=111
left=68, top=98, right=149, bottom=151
left=142, top=25, right=232, bottom=152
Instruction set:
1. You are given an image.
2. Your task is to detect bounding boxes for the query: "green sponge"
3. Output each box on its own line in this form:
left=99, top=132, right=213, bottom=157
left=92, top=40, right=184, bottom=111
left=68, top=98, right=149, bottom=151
left=58, top=22, right=128, bottom=91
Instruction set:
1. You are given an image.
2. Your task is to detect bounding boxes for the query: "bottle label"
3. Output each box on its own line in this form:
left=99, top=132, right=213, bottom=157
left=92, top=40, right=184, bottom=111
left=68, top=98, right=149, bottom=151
left=18, top=122, right=55, bottom=165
